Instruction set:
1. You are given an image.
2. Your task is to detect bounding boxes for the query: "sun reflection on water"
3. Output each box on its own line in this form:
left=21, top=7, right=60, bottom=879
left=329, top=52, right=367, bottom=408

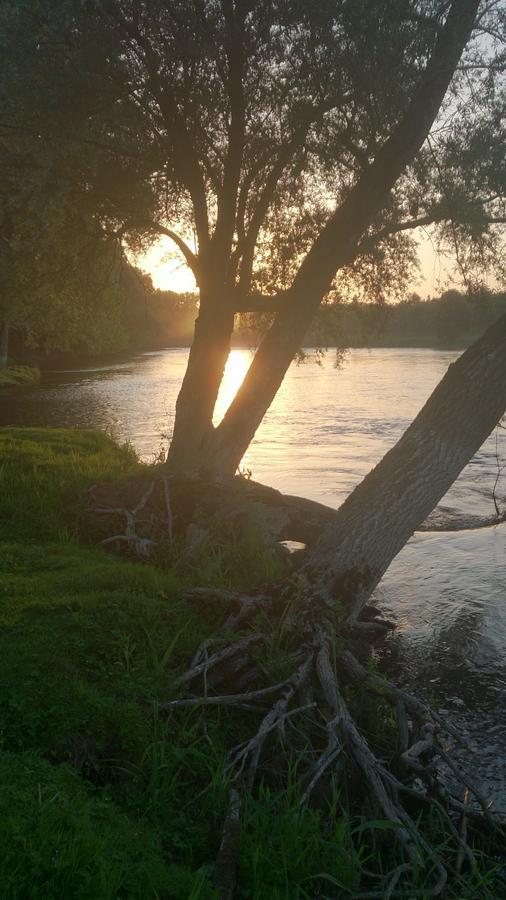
left=213, top=349, right=252, bottom=425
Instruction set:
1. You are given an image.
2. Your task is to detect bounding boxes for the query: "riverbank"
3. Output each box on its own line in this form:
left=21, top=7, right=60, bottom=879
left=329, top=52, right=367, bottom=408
left=0, top=428, right=502, bottom=898
left=0, top=365, right=39, bottom=388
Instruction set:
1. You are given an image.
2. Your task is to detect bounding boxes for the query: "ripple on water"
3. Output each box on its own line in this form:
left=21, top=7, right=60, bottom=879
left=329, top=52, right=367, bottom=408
left=377, top=523, right=506, bottom=812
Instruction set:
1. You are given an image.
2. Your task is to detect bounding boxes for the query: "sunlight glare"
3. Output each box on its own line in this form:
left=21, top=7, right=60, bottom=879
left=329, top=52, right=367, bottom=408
left=134, top=236, right=197, bottom=293
left=213, top=349, right=252, bottom=425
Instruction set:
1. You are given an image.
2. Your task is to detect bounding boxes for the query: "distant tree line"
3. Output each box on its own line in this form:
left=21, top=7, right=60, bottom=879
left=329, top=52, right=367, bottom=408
left=9, top=282, right=506, bottom=365
left=136, top=284, right=506, bottom=353
left=304, top=288, right=506, bottom=351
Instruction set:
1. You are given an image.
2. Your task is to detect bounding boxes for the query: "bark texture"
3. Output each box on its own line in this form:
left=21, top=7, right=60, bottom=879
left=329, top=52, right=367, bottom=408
left=301, top=312, right=506, bottom=621
left=87, top=312, right=506, bottom=897
left=0, top=319, right=8, bottom=369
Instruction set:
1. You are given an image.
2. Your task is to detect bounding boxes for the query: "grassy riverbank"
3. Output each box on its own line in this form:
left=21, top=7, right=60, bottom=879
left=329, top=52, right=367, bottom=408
left=0, top=365, right=39, bottom=387
left=0, top=428, right=502, bottom=898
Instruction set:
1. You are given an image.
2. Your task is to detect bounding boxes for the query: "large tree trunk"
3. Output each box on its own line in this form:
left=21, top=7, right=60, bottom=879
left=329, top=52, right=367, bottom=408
left=92, top=316, right=506, bottom=609
left=301, top=311, right=506, bottom=622
left=0, top=318, right=8, bottom=369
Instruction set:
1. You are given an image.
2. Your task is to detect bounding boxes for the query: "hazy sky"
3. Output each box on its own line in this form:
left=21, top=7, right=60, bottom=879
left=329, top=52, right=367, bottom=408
left=138, top=228, right=460, bottom=299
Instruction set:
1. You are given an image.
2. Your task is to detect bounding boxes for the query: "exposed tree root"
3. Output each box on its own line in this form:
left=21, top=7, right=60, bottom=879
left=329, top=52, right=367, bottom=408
left=163, top=594, right=503, bottom=899
left=83, top=474, right=338, bottom=557
left=84, top=474, right=506, bottom=568
left=90, top=480, right=158, bottom=558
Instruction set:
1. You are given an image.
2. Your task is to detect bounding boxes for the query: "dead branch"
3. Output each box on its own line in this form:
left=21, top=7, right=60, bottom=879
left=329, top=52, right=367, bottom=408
left=163, top=601, right=502, bottom=896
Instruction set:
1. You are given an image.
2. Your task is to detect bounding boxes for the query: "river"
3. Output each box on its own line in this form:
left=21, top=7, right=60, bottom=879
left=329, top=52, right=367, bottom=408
left=1, top=347, right=505, bottom=810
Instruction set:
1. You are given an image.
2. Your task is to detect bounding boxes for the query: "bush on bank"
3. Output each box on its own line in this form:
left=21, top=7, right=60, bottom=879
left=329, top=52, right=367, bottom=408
left=0, top=365, right=40, bottom=387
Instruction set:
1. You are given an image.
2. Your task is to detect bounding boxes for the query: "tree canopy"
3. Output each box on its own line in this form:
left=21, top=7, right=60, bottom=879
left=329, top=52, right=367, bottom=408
left=2, top=1, right=504, bottom=297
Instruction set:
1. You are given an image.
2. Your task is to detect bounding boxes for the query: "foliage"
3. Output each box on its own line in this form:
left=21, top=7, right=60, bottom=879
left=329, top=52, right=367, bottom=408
left=1, top=0, right=504, bottom=311
left=0, top=0, right=160, bottom=359
left=305, top=287, right=506, bottom=350
left=0, top=118, right=133, bottom=357
left=0, top=364, right=39, bottom=386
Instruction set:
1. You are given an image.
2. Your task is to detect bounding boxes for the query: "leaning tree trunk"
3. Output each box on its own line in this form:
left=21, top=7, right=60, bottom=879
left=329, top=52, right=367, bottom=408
left=163, top=0, right=480, bottom=482
left=300, top=311, right=506, bottom=622
left=86, top=309, right=506, bottom=897
left=0, top=318, right=9, bottom=369
left=194, top=0, right=480, bottom=478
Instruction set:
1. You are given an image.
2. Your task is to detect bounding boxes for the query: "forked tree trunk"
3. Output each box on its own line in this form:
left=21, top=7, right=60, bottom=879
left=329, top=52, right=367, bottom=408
left=300, top=312, right=506, bottom=622
left=0, top=318, right=9, bottom=369
left=167, top=303, right=234, bottom=471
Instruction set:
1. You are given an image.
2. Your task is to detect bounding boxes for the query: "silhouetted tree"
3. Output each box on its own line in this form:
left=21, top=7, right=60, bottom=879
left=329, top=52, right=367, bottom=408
left=6, top=5, right=506, bottom=888
left=2, top=1, right=504, bottom=424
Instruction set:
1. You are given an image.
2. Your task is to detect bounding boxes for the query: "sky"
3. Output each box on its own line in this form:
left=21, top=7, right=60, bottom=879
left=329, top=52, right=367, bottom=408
left=136, top=229, right=459, bottom=299
left=138, top=237, right=197, bottom=294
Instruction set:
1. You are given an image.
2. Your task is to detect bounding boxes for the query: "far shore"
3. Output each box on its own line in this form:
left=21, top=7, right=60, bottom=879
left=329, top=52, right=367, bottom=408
left=15, top=340, right=475, bottom=375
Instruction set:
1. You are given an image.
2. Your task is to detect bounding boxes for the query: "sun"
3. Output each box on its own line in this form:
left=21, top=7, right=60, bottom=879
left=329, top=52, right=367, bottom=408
left=136, top=236, right=197, bottom=293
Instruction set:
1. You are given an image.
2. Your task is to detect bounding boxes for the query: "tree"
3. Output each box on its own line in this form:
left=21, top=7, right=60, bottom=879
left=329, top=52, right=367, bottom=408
left=0, top=155, right=133, bottom=365
left=1, top=0, right=504, bottom=427
left=0, top=0, right=160, bottom=364
left=4, top=2, right=506, bottom=890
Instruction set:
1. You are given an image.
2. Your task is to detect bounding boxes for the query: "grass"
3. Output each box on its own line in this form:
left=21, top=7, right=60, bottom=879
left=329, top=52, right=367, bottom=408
left=0, top=365, right=40, bottom=387
left=0, top=427, right=504, bottom=898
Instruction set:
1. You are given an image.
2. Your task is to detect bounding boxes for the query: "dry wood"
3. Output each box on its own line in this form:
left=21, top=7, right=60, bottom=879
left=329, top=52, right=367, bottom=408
left=164, top=603, right=502, bottom=897
left=177, top=633, right=261, bottom=686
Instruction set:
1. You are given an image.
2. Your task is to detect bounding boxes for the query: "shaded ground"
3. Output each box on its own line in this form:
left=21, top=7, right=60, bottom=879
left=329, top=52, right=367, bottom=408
left=0, top=428, right=503, bottom=898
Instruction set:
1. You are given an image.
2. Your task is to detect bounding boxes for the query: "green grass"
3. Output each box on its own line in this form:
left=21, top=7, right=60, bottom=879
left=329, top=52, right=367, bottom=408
left=0, top=751, right=176, bottom=899
left=0, top=428, right=503, bottom=898
left=0, top=428, right=360, bottom=897
left=0, top=365, right=40, bottom=387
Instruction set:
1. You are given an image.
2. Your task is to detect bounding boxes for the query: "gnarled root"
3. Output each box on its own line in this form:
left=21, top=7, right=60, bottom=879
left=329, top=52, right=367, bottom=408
left=90, top=480, right=159, bottom=558
left=165, top=606, right=502, bottom=898
left=84, top=472, right=506, bottom=568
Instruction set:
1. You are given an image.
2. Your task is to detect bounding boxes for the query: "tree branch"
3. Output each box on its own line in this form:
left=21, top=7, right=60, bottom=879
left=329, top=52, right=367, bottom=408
left=98, top=0, right=210, bottom=250
left=148, top=222, right=200, bottom=282
left=359, top=214, right=445, bottom=248
left=359, top=207, right=506, bottom=253
left=236, top=111, right=324, bottom=295
left=287, top=0, right=482, bottom=303
left=211, top=1, right=247, bottom=271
